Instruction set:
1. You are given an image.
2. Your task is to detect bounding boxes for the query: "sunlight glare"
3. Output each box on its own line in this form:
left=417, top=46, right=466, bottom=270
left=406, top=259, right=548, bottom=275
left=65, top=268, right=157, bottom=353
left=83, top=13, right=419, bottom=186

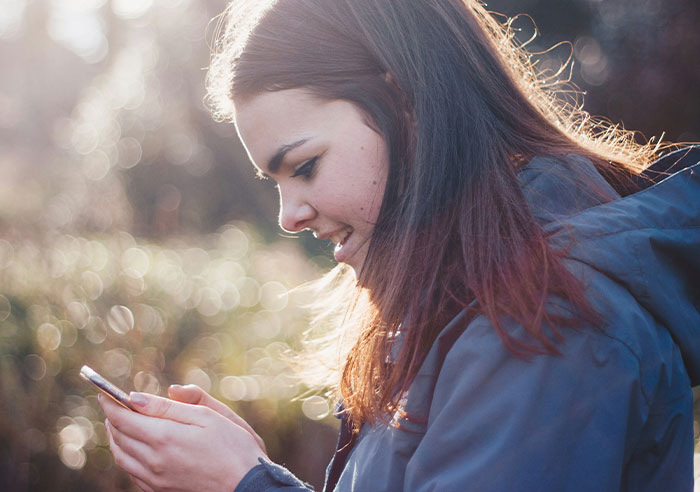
left=47, top=2, right=108, bottom=63
left=111, top=0, right=153, bottom=20
left=0, top=0, right=25, bottom=40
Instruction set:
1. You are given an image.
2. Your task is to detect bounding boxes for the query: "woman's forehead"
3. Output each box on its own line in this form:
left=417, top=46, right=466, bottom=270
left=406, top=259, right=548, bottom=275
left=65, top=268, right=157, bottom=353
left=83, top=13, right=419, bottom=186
left=233, top=89, right=366, bottom=168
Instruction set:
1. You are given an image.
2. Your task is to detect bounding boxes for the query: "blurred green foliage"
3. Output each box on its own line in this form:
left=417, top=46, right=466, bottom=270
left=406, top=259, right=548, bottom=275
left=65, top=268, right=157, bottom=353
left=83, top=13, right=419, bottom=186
left=0, top=225, right=339, bottom=490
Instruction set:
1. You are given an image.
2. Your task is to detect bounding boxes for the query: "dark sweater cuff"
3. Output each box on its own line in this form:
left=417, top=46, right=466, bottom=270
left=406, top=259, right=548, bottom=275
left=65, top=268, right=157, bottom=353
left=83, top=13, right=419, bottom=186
left=235, top=457, right=313, bottom=491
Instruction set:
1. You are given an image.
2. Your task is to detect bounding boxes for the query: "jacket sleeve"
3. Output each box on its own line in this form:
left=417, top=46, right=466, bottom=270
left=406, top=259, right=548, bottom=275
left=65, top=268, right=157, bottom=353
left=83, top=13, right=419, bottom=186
left=235, top=458, right=314, bottom=492
left=402, top=314, right=651, bottom=492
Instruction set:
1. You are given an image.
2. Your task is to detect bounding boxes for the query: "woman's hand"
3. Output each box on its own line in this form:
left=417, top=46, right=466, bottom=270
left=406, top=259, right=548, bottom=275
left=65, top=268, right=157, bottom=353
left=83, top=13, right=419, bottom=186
left=98, top=388, right=267, bottom=492
left=167, top=384, right=266, bottom=454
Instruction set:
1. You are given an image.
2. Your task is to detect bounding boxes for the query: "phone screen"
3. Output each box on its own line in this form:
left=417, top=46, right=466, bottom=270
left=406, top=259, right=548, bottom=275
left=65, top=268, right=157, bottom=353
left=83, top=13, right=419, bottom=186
left=80, top=365, right=136, bottom=411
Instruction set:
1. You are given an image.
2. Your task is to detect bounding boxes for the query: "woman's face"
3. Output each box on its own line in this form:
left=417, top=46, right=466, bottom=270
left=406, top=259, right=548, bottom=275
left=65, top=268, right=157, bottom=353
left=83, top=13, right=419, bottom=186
left=234, top=88, right=388, bottom=274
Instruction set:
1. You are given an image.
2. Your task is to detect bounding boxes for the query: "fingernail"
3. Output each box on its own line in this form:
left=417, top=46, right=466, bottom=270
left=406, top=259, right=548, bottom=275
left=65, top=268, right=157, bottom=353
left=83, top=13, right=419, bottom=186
left=129, top=392, right=148, bottom=407
left=169, top=384, right=182, bottom=391
left=97, top=393, right=103, bottom=404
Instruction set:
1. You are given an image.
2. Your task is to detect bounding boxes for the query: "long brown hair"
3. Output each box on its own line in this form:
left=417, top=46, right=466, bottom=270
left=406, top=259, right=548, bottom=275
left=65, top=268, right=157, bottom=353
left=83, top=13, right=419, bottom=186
left=207, top=0, right=662, bottom=430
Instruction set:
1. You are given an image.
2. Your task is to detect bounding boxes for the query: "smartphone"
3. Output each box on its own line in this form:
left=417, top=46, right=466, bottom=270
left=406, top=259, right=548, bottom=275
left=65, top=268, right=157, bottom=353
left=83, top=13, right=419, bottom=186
left=80, top=365, right=137, bottom=411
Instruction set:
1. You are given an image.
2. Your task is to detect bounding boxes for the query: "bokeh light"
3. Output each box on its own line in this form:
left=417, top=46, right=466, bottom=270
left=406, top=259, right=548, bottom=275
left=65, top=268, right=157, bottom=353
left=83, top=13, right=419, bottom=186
left=133, top=371, right=161, bottom=394
left=84, top=316, right=108, bottom=344
left=260, top=281, right=289, bottom=312
left=574, top=36, right=609, bottom=86
left=0, top=294, right=11, bottom=321
left=111, top=0, right=153, bottom=20
left=104, top=349, right=132, bottom=379
left=219, top=375, right=246, bottom=402
left=302, top=396, right=331, bottom=421
left=184, top=367, right=212, bottom=393
left=24, top=354, right=47, bottom=381
left=37, top=323, right=62, bottom=351
left=59, top=444, right=87, bottom=470
left=236, top=277, right=261, bottom=308
left=47, top=0, right=108, bottom=64
left=106, top=305, right=134, bottom=334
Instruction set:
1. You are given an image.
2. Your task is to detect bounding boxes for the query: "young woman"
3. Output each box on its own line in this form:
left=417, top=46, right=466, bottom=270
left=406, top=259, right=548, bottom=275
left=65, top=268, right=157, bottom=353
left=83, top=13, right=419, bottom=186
left=98, top=0, right=700, bottom=490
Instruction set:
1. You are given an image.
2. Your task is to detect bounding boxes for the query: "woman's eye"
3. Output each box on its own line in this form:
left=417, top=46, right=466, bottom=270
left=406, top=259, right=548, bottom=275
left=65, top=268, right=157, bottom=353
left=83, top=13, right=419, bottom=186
left=291, top=157, right=318, bottom=179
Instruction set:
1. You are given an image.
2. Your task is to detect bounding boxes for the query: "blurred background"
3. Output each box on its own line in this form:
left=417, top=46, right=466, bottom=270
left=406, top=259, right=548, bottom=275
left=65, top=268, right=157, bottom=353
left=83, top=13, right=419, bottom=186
left=0, top=0, right=698, bottom=490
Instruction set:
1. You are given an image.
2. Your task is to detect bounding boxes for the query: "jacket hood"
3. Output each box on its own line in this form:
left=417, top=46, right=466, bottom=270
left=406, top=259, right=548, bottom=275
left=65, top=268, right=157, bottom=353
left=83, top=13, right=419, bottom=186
left=519, top=149, right=700, bottom=386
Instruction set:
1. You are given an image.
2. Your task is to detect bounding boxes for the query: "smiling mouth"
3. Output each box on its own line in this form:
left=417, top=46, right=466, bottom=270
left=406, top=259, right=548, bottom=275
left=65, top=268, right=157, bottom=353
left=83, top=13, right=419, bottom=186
left=331, top=230, right=354, bottom=263
left=330, top=230, right=351, bottom=248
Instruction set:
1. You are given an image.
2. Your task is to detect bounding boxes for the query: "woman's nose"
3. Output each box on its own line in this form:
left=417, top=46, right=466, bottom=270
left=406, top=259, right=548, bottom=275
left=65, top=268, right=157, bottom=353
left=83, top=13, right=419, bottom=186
left=278, top=188, right=316, bottom=233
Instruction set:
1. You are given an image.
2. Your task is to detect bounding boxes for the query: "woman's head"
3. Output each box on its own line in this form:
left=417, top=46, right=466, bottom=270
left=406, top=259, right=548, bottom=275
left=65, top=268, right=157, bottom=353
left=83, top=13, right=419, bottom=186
left=209, top=0, right=649, bottom=271
left=208, top=0, right=658, bottom=429
left=234, top=88, right=388, bottom=274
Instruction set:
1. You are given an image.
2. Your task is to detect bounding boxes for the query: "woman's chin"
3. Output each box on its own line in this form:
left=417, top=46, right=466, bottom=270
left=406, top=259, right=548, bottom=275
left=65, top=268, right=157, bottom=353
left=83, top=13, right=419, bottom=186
left=333, top=242, right=353, bottom=267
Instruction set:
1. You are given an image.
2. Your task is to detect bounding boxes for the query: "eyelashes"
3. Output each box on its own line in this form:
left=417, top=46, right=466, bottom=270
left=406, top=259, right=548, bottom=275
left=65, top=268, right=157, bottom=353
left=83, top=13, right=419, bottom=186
left=290, top=156, right=319, bottom=179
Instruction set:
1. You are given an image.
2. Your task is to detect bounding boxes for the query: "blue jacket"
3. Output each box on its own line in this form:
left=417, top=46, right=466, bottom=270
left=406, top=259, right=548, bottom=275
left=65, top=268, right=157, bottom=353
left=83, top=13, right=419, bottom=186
left=237, top=149, right=700, bottom=492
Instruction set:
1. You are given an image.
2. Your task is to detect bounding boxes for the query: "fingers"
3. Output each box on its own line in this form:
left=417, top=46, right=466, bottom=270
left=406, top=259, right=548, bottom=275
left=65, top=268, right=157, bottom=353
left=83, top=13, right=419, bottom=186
left=98, top=393, right=199, bottom=448
left=99, top=393, right=145, bottom=430
left=167, top=383, right=203, bottom=403
left=105, top=419, right=154, bottom=489
left=131, top=476, right=155, bottom=492
left=127, top=391, right=210, bottom=426
left=168, top=384, right=267, bottom=454
left=169, top=384, right=220, bottom=407
left=102, top=391, right=267, bottom=492
left=106, top=418, right=152, bottom=466
left=168, top=384, right=236, bottom=418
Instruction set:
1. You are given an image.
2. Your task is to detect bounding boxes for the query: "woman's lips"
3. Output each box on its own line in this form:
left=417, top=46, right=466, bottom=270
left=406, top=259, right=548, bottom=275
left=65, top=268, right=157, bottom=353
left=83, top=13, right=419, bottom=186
left=329, top=229, right=350, bottom=246
left=333, top=230, right=353, bottom=262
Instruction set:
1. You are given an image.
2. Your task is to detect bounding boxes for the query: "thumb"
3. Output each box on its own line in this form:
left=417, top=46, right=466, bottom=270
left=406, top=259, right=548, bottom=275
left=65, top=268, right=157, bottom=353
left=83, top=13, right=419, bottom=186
left=168, top=384, right=235, bottom=418
left=167, top=384, right=206, bottom=404
left=129, top=391, right=206, bottom=425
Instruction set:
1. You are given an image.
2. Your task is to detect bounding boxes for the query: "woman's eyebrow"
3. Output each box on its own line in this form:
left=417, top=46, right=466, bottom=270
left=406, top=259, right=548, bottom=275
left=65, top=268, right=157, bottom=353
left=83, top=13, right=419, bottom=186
left=266, top=138, right=309, bottom=175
